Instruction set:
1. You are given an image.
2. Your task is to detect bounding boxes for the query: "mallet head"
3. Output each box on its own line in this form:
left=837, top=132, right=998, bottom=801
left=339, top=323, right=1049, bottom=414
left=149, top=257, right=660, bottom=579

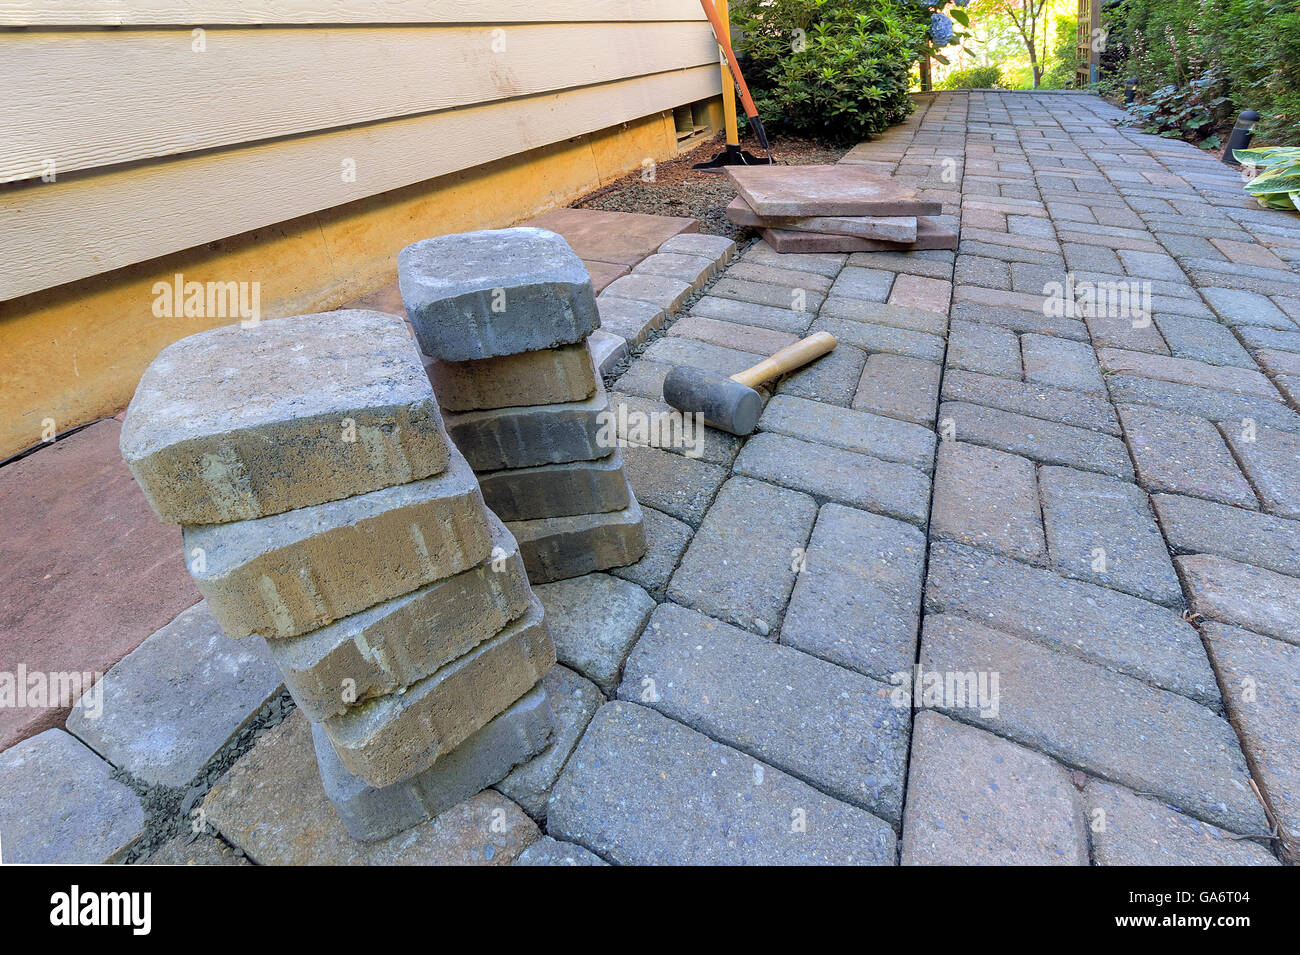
left=662, top=366, right=763, bottom=437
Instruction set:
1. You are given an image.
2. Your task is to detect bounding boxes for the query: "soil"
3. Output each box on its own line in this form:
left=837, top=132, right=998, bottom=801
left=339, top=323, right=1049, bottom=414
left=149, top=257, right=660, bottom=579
left=573, top=132, right=849, bottom=239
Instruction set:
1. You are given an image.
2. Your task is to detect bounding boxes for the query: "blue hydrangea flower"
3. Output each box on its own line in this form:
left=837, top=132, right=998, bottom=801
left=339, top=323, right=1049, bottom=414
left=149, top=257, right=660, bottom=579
left=930, top=13, right=954, bottom=45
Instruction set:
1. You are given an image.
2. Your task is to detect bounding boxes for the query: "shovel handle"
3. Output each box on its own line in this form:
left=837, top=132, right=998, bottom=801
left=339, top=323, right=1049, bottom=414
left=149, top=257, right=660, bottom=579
left=730, top=332, right=837, bottom=389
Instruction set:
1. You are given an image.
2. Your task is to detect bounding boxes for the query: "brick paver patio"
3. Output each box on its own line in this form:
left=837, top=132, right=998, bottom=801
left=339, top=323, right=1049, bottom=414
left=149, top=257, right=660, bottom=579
left=4, top=90, right=1297, bottom=865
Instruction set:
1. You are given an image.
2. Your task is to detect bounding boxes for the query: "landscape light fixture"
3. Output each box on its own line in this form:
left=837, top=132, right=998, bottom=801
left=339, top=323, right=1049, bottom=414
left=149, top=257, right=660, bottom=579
left=1222, top=110, right=1260, bottom=165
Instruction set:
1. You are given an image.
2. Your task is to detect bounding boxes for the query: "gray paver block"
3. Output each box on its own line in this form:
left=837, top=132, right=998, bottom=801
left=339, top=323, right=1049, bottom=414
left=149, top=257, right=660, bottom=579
left=1152, top=492, right=1300, bottom=579
left=610, top=358, right=673, bottom=401
left=600, top=272, right=693, bottom=312
left=951, top=299, right=1087, bottom=341
left=120, top=310, right=451, bottom=524
left=658, top=232, right=737, bottom=264
left=743, top=241, right=846, bottom=277
left=265, top=513, right=531, bottom=722
left=321, top=596, right=555, bottom=787
left=1203, top=622, right=1300, bottom=861
left=688, top=294, right=812, bottom=334
left=620, top=602, right=910, bottom=826
left=642, top=334, right=763, bottom=376
left=725, top=261, right=835, bottom=295
left=734, top=432, right=931, bottom=526
left=478, top=452, right=631, bottom=522
left=852, top=353, right=942, bottom=427
left=547, top=702, right=897, bottom=865
left=608, top=391, right=742, bottom=467
left=901, top=711, right=1088, bottom=866
left=314, top=684, right=553, bottom=842
left=811, top=316, right=945, bottom=363
left=931, top=441, right=1045, bottom=564
left=1117, top=403, right=1258, bottom=508
left=1039, top=465, right=1182, bottom=606
left=202, top=712, right=538, bottom=864
left=621, top=443, right=728, bottom=526
left=632, top=251, right=717, bottom=289
left=443, top=381, right=613, bottom=471
left=942, top=369, right=1120, bottom=435
left=708, top=276, right=826, bottom=313
left=776, top=341, right=870, bottom=407
left=587, top=329, right=627, bottom=376
left=1202, top=287, right=1296, bottom=330
left=829, top=266, right=896, bottom=302
left=595, top=296, right=667, bottom=346
left=1109, top=373, right=1300, bottom=433
left=1099, top=347, right=1280, bottom=400
left=513, top=835, right=608, bottom=866
left=940, top=401, right=1134, bottom=479
left=1224, top=427, right=1300, bottom=519
left=925, top=540, right=1219, bottom=705
left=668, top=315, right=798, bottom=356
left=1177, top=555, right=1300, bottom=646
left=919, top=614, right=1267, bottom=835
left=819, top=297, right=948, bottom=336
left=1020, top=333, right=1106, bottom=395
left=496, top=665, right=605, bottom=822
left=427, top=342, right=597, bottom=412
left=186, top=446, right=492, bottom=641
left=781, top=503, right=925, bottom=683
left=609, top=504, right=693, bottom=597
left=1084, top=778, right=1279, bottom=866
left=946, top=320, right=1022, bottom=379
left=534, top=573, right=654, bottom=696
left=758, top=394, right=936, bottom=472
left=0, top=729, right=145, bottom=863
left=1155, top=315, right=1255, bottom=368
left=399, top=227, right=599, bottom=361
left=66, top=601, right=283, bottom=788
left=667, top=476, right=816, bottom=634
left=507, top=496, right=647, bottom=584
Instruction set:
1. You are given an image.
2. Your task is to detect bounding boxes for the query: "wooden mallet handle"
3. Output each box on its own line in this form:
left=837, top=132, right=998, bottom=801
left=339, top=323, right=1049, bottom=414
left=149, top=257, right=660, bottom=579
left=730, top=332, right=837, bottom=389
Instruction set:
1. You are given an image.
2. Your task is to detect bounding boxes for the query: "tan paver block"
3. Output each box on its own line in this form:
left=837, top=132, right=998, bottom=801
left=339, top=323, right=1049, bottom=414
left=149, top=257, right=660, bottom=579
left=427, top=342, right=597, bottom=412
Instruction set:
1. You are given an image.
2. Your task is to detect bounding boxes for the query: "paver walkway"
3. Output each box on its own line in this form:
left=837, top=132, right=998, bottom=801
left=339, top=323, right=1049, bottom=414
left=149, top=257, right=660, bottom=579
left=4, top=91, right=1298, bottom=866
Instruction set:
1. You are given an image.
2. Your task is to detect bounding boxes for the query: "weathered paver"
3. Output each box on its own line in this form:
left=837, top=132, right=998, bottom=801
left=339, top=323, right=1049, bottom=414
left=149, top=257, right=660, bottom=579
left=852, top=354, right=942, bottom=426
left=513, top=836, right=608, bottom=866
left=1099, top=347, right=1280, bottom=400
left=1020, top=333, right=1106, bottom=395
left=1108, top=373, right=1300, bottom=433
left=781, top=503, right=925, bottom=684
left=547, top=702, right=897, bottom=865
left=920, top=614, right=1266, bottom=835
left=1038, top=465, right=1182, bottom=605
left=930, top=441, right=1044, bottom=564
left=620, top=443, right=728, bottom=527
left=607, top=391, right=742, bottom=467
left=1084, top=779, right=1278, bottom=866
left=946, top=321, right=1021, bottom=379
left=621, top=603, right=910, bottom=825
left=1152, top=492, right=1300, bottom=578
left=0, top=729, right=145, bottom=863
left=608, top=504, right=693, bottom=598
left=758, top=394, right=935, bottom=472
left=947, top=371, right=1124, bottom=435
left=1224, top=427, right=1300, bottom=519
left=775, top=341, right=870, bottom=406
left=66, top=601, right=283, bottom=788
left=507, top=497, right=646, bottom=584
left=901, top=712, right=1088, bottom=865
left=1117, top=403, right=1258, bottom=508
left=926, top=541, right=1218, bottom=704
left=939, top=401, right=1133, bottom=479
left=534, top=573, right=654, bottom=696
left=668, top=476, right=816, bottom=634
left=688, top=294, right=812, bottom=334
left=428, top=341, right=597, bottom=412
left=734, top=432, right=931, bottom=526
left=1176, top=555, right=1300, bottom=646
left=591, top=272, right=692, bottom=313
left=1203, top=622, right=1299, bottom=861
left=442, top=383, right=612, bottom=471
left=477, top=453, right=631, bottom=522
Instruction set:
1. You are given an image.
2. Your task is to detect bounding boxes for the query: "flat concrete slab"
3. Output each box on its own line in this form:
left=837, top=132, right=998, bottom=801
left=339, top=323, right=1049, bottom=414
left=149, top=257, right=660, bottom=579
left=0, top=420, right=199, bottom=752
left=524, top=207, right=698, bottom=267
left=726, top=164, right=942, bottom=217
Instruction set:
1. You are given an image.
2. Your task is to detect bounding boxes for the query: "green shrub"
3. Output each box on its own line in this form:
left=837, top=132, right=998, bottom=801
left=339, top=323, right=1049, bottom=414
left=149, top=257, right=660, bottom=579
left=731, top=0, right=930, bottom=144
left=1235, top=146, right=1300, bottom=211
left=939, top=64, right=1005, bottom=88
left=1124, top=67, right=1233, bottom=147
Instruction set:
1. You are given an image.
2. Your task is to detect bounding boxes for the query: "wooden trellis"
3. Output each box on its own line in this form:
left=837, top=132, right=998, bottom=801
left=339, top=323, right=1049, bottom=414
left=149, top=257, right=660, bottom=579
left=1076, top=0, right=1102, bottom=86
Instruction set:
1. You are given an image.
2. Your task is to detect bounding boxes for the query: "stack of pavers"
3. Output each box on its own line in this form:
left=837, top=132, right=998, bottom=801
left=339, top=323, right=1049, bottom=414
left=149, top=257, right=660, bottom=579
left=399, top=227, right=647, bottom=583
left=119, top=309, right=556, bottom=841
left=724, top=164, right=956, bottom=253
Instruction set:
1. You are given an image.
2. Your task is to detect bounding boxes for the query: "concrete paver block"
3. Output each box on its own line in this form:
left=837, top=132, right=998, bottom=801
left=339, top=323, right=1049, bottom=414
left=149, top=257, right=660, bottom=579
left=399, top=228, right=600, bottom=361
left=621, top=443, right=729, bottom=527
left=1118, top=403, right=1257, bottom=508
left=121, top=310, right=450, bottom=524
left=931, top=441, right=1045, bottom=564
left=595, top=296, right=666, bottom=346
left=534, top=573, right=654, bottom=696
left=478, top=453, right=631, bottom=523
left=1177, top=555, right=1300, bottom=646
left=608, top=504, right=693, bottom=597
left=266, top=513, right=532, bottom=722
left=726, top=164, right=941, bottom=217
left=186, top=446, right=493, bottom=640
left=426, top=342, right=597, bottom=412
left=443, top=380, right=613, bottom=471
left=507, top=495, right=647, bottom=584
left=514, top=835, right=608, bottom=866
left=600, top=273, right=693, bottom=313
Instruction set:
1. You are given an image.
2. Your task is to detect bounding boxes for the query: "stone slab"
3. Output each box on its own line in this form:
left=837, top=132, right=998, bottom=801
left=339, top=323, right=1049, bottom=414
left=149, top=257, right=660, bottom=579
left=534, top=573, right=654, bottom=697
left=901, top=711, right=1088, bottom=866
left=496, top=665, right=605, bottom=821
left=66, top=601, right=282, bottom=788
left=513, top=836, right=608, bottom=866
left=202, top=712, right=538, bottom=864
left=1118, top=403, right=1258, bottom=508
left=121, top=310, right=451, bottom=524
left=525, top=207, right=698, bottom=267
left=620, top=602, right=910, bottom=825
left=0, top=729, right=144, bottom=863
left=442, top=380, right=613, bottom=472
left=608, top=504, right=692, bottom=598
left=758, top=394, right=936, bottom=472
left=186, top=446, right=493, bottom=641
left=313, top=684, right=553, bottom=842
left=399, top=227, right=600, bottom=361
left=1152, top=492, right=1300, bottom=579
left=547, top=701, right=897, bottom=865
left=265, top=513, right=532, bottom=722
left=1177, top=555, right=1300, bottom=646
left=926, top=540, right=1219, bottom=706
left=0, top=420, right=199, bottom=751
left=759, top=224, right=957, bottom=253
left=478, top=452, right=631, bottom=522
left=507, top=496, right=647, bottom=584
left=919, top=614, right=1266, bottom=835
left=667, top=476, right=816, bottom=635
left=781, top=503, right=925, bottom=683
left=426, top=342, right=597, bottom=412
left=939, top=401, right=1134, bottom=479
left=725, top=194, right=917, bottom=241
left=726, top=164, right=942, bottom=217
left=1224, top=426, right=1300, bottom=519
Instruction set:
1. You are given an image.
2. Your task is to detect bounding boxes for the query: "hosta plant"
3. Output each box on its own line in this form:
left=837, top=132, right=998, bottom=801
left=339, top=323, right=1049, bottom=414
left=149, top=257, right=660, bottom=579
left=1234, top=147, right=1300, bottom=212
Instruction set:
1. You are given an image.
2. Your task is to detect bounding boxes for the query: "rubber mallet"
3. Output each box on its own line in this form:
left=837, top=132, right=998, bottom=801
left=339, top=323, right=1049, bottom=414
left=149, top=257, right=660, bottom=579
left=662, top=331, right=837, bottom=436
